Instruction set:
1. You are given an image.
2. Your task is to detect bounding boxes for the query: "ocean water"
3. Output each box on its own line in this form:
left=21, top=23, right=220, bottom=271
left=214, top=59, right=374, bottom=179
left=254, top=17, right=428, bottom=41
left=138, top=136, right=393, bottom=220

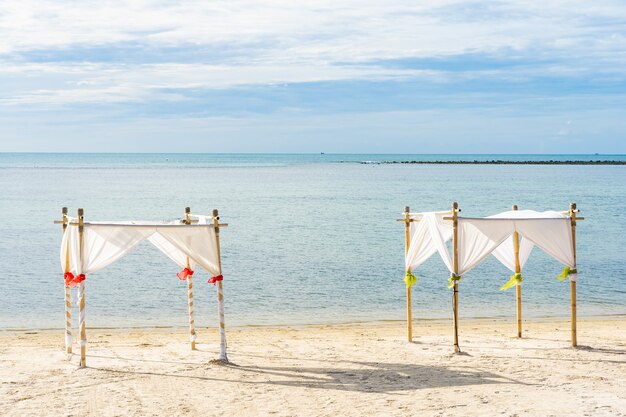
left=0, top=153, right=624, bottom=330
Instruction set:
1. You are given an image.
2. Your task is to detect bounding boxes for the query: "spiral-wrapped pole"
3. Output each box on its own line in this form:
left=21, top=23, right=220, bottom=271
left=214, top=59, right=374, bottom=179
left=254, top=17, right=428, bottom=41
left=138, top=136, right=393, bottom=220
left=216, top=280, right=227, bottom=361
left=184, top=207, right=197, bottom=350
left=212, top=209, right=228, bottom=363
left=77, top=281, right=86, bottom=367
left=61, top=207, right=73, bottom=354
left=78, top=208, right=87, bottom=368
left=65, top=286, right=72, bottom=353
left=187, top=277, right=197, bottom=348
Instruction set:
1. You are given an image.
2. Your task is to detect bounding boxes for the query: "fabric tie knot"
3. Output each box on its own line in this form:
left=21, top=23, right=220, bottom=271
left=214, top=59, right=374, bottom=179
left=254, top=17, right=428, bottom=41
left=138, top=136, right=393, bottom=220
left=500, top=272, right=522, bottom=291
left=208, top=275, right=223, bottom=285
left=177, top=268, right=194, bottom=281
left=447, top=274, right=462, bottom=289
left=64, top=272, right=85, bottom=288
left=404, top=270, right=417, bottom=288
left=556, top=266, right=577, bottom=282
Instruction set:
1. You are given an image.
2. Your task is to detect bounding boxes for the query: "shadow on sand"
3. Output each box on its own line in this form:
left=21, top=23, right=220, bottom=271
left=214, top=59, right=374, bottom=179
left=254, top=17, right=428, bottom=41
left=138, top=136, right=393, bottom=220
left=227, top=360, right=525, bottom=393
left=84, top=358, right=526, bottom=394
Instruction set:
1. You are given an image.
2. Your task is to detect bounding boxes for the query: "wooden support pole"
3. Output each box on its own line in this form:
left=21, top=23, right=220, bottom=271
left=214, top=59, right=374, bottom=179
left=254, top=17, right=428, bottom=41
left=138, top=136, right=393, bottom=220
left=570, top=202, right=578, bottom=347
left=512, top=205, right=522, bottom=338
left=212, top=209, right=229, bottom=363
left=184, top=207, right=197, bottom=350
left=404, top=206, right=413, bottom=342
left=452, top=202, right=461, bottom=353
left=77, top=208, right=87, bottom=368
left=62, top=207, right=72, bottom=354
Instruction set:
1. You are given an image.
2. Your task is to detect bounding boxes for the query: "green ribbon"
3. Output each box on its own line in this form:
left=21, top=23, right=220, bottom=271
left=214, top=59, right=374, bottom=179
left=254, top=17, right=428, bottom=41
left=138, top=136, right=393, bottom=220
left=556, top=266, right=577, bottom=282
left=500, top=272, right=522, bottom=291
left=447, top=274, right=461, bottom=289
left=404, top=270, right=417, bottom=288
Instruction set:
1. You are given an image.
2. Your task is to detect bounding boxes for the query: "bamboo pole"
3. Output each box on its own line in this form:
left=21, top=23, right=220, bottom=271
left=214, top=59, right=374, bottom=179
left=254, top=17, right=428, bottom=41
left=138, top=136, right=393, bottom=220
left=570, top=202, right=578, bottom=347
left=512, top=205, right=522, bottom=338
left=184, top=207, right=197, bottom=350
left=77, top=208, right=87, bottom=367
left=404, top=206, right=413, bottom=342
left=451, top=202, right=460, bottom=353
left=212, top=209, right=229, bottom=363
left=62, top=207, right=73, bottom=354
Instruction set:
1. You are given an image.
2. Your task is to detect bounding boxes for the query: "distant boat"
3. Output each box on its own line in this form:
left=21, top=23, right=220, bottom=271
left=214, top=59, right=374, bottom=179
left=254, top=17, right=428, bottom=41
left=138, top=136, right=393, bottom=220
left=321, top=152, right=325, bottom=155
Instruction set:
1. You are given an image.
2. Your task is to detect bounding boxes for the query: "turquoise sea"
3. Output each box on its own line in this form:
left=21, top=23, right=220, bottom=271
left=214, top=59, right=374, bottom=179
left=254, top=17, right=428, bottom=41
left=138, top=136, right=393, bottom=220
left=0, top=153, right=624, bottom=330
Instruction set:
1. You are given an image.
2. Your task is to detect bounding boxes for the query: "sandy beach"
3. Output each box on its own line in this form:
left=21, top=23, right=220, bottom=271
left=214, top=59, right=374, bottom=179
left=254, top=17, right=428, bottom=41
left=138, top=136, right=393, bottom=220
left=1, top=317, right=625, bottom=416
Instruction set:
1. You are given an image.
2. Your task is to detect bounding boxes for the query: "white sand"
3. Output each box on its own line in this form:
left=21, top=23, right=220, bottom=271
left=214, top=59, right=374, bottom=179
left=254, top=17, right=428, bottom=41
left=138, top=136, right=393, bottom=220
left=1, top=318, right=625, bottom=416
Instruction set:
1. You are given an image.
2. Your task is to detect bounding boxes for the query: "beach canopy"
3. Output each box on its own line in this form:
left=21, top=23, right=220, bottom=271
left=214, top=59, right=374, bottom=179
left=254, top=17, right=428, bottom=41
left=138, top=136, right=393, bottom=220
left=58, top=208, right=228, bottom=368
left=401, top=203, right=581, bottom=352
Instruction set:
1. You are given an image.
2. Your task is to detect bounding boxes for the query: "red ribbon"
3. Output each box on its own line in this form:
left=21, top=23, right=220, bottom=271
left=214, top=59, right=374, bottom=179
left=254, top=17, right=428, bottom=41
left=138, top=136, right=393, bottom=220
left=177, top=268, right=194, bottom=281
left=64, top=272, right=85, bottom=288
left=208, top=275, right=223, bottom=285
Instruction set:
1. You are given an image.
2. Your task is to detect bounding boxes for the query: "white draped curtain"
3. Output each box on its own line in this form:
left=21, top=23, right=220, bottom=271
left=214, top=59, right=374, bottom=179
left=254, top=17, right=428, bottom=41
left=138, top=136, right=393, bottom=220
left=492, top=235, right=534, bottom=273
left=462, top=210, right=575, bottom=273
left=60, top=220, right=221, bottom=277
left=404, top=212, right=453, bottom=273
left=404, top=210, right=576, bottom=285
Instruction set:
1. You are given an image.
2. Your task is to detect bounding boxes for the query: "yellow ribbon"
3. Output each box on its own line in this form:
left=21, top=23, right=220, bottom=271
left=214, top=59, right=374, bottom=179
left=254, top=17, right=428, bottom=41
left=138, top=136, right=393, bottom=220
left=556, top=266, right=577, bottom=281
left=447, top=274, right=461, bottom=289
left=404, top=270, right=417, bottom=288
left=500, top=272, right=522, bottom=291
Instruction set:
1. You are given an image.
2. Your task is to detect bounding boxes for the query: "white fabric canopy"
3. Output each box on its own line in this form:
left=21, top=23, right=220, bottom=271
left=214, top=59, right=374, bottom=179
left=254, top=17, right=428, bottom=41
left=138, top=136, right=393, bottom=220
left=59, top=214, right=228, bottom=365
left=459, top=210, right=575, bottom=276
left=60, top=217, right=221, bottom=276
left=404, top=209, right=576, bottom=282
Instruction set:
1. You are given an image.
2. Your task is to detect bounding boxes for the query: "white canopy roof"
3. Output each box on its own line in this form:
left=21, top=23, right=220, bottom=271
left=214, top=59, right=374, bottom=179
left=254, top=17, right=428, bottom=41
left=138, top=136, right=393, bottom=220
left=60, top=215, right=221, bottom=277
left=405, top=209, right=576, bottom=280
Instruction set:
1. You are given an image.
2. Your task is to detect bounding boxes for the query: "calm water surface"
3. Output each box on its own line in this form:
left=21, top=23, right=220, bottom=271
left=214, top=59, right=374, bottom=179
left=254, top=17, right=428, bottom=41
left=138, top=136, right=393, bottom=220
left=0, top=153, right=624, bottom=329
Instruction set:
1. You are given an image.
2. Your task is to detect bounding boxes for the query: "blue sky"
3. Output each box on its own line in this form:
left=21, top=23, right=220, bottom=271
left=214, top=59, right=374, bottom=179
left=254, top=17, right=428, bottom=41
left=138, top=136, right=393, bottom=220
left=0, top=1, right=625, bottom=153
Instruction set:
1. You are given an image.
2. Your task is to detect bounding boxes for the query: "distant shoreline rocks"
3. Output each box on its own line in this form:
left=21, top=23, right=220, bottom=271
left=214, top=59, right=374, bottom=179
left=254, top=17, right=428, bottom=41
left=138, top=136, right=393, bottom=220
left=347, top=160, right=626, bottom=165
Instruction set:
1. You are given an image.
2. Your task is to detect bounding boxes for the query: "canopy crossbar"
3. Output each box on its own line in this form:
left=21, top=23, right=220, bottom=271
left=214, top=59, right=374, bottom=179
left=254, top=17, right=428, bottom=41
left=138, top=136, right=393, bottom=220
left=55, top=222, right=229, bottom=227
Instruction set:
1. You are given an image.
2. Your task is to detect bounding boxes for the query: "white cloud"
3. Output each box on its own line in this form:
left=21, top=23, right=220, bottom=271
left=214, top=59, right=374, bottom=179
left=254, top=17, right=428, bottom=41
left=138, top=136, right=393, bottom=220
left=3, top=1, right=626, bottom=60
left=0, top=62, right=433, bottom=106
left=0, top=1, right=625, bottom=107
